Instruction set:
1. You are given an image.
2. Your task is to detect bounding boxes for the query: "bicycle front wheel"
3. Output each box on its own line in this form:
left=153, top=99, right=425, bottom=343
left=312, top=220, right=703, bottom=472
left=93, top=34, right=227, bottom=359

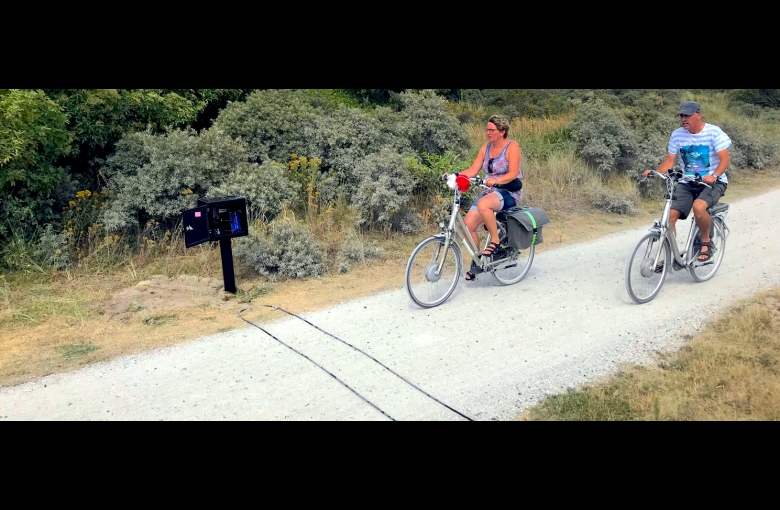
left=405, top=236, right=462, bottom=308
left=625, top=232, right=670, bottom=304
left=491, top=245, right=534, bottom=285
left=689, top=217, right=726, bottom=282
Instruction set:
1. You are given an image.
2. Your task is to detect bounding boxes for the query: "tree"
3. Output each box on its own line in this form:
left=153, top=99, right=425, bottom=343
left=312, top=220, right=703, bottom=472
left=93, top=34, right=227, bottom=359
left=0, top=89, right=72, bottom=239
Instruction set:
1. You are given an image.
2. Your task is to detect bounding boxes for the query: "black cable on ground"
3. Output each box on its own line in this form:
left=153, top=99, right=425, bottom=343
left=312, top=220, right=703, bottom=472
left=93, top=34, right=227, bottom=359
left=237, top=309, right=395, bottom=421
left=261, top=304, right=474, bottom=422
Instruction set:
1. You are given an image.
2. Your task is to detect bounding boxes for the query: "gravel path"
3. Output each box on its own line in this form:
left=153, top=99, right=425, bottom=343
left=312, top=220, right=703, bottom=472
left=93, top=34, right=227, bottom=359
left=2, top=189, right=779, bottom=421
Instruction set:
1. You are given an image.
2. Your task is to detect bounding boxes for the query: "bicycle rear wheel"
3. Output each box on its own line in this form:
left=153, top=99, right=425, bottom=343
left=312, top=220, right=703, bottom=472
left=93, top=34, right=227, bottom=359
left=625, top=232, right=670, bottom=304
left=491, top=245, right=534, bottom=285
left=689, top=217, right=726, bottom=282
left=405, top=236, right=462, bottom=308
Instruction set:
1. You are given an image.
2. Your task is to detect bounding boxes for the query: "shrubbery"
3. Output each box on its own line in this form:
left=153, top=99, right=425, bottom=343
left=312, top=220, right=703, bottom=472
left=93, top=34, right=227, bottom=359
left=570, top=98, right=637, bottom=174
left=720, top=120, right=779, bottom=173
left=234, top=217, right=327, bottom=281
left=101, top=128, right=248, bottom=231
left=6, top=88, right=780, bottom=281
left=0, top=89, right=72, bottom=240
left=337, top=229, right=385, bottom=273
left=395, top=89, right=471, bottom=158
left=211, top=89, right=322, bottom=164
left=206, top=160, right=300, bottom=223
left=301, top=106, right=410, bottom=203
left=351, top=147, right=418, bottom=233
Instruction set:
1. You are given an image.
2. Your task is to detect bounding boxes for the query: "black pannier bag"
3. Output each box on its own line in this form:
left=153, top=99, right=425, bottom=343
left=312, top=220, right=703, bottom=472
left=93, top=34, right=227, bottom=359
left=501, top=206, right=551, bottom=249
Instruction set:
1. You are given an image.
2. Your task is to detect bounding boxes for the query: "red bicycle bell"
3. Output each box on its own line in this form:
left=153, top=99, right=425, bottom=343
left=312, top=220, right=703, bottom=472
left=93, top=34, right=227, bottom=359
left=455, top=174, right=471, bottom=192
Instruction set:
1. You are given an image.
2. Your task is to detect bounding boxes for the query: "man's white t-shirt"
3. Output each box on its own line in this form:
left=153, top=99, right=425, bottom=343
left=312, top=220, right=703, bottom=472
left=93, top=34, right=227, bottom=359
left=668, top=123, right=732, bottom=184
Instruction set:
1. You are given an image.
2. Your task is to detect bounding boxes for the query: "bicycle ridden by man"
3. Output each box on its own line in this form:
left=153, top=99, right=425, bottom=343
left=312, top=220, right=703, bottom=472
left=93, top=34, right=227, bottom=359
left=643, top=101, right=732, bottom=270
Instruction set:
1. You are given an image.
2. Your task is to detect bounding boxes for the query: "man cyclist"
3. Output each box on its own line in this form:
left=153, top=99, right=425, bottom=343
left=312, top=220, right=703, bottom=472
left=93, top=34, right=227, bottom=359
left=643, top=100, right=732, bottom=267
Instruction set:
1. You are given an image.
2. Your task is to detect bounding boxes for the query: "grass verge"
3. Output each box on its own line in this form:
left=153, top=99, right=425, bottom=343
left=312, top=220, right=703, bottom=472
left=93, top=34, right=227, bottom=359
left=518, top=287, right=780, bottom=420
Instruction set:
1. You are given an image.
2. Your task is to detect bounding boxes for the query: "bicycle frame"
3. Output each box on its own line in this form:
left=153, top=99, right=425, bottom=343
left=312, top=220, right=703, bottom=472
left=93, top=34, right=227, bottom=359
left=432, top=182, right=506, bottom=277
left=647, top=171, right=724, bottom=269
left=650, top=196, right=698, bottom=269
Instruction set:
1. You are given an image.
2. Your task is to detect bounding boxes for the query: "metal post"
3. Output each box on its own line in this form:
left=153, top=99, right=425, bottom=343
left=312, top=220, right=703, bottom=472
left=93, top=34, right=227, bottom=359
left=219, top=237, right=236, bottom=294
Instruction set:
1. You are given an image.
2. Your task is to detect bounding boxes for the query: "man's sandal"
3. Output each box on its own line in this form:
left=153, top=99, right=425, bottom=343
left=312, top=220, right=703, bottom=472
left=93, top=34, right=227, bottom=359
left=481, top=241, right=501, bottom=257
left=698, top=241, right=714, bottom=262
left=654, top=262, right=664, bottom=273
left=465, top=271, right=477, bottom=281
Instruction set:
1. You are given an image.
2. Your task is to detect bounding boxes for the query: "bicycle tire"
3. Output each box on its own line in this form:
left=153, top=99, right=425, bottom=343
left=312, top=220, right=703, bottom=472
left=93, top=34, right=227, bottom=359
left=491, top=244, right=534, bottom=285
left=625, top=232, right=670, bottom=304
left=688, top=217, right=726, bottom=282
left=405, top=236, right=462, bottom=308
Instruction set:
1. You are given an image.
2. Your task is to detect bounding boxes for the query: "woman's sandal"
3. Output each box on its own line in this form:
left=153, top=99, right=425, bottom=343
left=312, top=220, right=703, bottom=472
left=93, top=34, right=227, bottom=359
left=481, top=241, right=501, bottom=257
left=698, top=241, right=714, bottom=262
left=465, top=271, right=477, bottom=281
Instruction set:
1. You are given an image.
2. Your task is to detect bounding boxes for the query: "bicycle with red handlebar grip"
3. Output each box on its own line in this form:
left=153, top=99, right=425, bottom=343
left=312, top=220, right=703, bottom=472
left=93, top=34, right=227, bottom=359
left=404, top=174, right=534, bottom=308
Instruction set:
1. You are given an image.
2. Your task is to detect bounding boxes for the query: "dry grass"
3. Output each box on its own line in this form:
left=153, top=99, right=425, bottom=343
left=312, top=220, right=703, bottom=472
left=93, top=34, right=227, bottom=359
left=465, top=112, right=576, bottom=148
left=518, top=288, right=780, bottom=421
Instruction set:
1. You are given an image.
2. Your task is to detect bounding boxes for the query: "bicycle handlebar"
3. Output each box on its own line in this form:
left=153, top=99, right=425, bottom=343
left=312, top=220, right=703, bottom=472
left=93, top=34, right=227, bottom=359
left=442, top=173, right=486, bottom=191
left=642, top=170, right=712, bottom=189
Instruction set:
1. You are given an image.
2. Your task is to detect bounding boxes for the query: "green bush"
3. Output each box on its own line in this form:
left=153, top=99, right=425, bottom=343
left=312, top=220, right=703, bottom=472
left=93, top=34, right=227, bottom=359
left=729, top=89, right=780, bottom=108
left=406, top=152, right=464, bottom=226
left=459, top=89, right=576, bottom=119
left=102, top=127, right=249, bottom=232
left=395, top=89, right=471, bottom=158
left=570, top=98, right=637, bottom=174
left=60, top=189, right=110, bottom=248
left=351, top=147, right=417, bottom=232
left=43, top=89, right=211, bottom=194
left=33, top=224, right=72, bottom=270
left=0, top=89, right=72, bottom=240
left=234, top=218, right=327, bottom=281
left=337, top=229, right=385, bottom=273
left=211, top=89, right=322, bottom=164
left=720, top=120, right=779, bottom=172
left=587, top=184, right=638, bottom=215
left=300, top=106, right=411, bottom=203
left=206, top=160, right=300, bottom=223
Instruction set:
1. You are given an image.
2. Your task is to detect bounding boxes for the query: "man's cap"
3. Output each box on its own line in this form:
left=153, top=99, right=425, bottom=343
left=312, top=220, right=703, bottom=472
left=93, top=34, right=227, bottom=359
left=679, top=101, right=702, bottom=115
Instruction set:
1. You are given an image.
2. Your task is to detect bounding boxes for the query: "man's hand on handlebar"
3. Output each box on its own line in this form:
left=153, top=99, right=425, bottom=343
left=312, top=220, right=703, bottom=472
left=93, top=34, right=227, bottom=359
left=702, top=174, right=718, bottom=185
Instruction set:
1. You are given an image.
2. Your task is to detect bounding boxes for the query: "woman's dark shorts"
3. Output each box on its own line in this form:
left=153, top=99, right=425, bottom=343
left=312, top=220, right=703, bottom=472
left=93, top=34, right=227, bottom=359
left=671, top=182, right=727, bottom=220
left=469, top=189, right=517, bottom=212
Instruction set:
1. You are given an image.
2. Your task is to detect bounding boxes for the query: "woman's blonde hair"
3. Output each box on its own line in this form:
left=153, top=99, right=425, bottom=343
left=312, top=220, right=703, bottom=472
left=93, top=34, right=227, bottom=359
left=487, top=115, right=510, bottom=138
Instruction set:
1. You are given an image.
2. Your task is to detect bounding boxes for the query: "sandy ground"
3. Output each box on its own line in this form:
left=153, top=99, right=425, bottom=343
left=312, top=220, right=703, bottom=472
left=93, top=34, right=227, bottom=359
left=1, top=188, right=779, bottom=421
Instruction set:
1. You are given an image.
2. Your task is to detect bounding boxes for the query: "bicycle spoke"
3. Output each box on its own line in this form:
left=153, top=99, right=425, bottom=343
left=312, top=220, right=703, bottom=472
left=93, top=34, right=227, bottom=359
left=626, top=233, right=669, bottom=304
left=491, top=245, right=534, bottom=285
left=405, top=237, right=462, bottom=308
left=689, top=218, right=726, bottom=282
